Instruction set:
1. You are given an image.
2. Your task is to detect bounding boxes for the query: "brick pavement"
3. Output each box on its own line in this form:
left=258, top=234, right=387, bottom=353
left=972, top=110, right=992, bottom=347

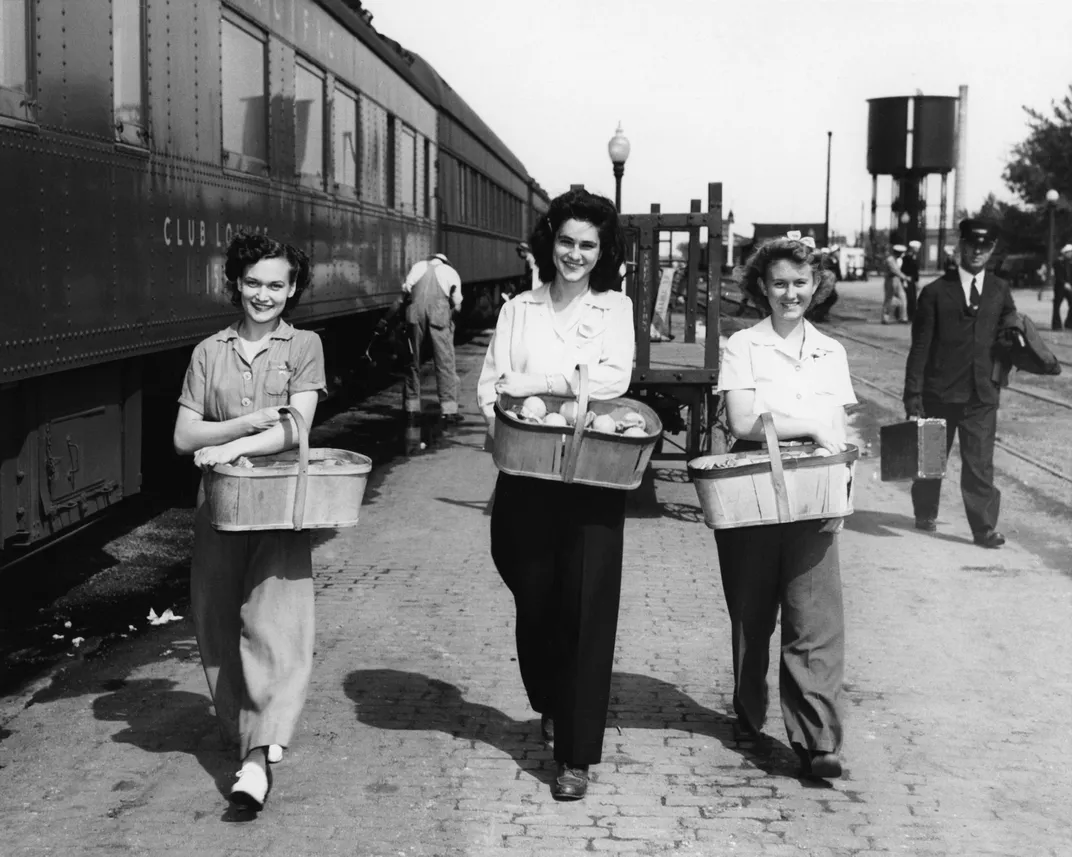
left=1, top=331, right=1071, bottom=856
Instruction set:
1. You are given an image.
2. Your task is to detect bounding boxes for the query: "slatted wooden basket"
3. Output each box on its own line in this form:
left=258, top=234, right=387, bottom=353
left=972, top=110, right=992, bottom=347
left=204, top=407, right=372, bottom=531
left=492, top=364, right=662, bottom=491
left=688, top=413, right=858, bottom=529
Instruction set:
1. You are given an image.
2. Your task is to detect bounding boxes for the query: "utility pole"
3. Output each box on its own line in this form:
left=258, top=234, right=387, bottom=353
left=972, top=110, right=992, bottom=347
left=824, top=131, right=832, bottom=246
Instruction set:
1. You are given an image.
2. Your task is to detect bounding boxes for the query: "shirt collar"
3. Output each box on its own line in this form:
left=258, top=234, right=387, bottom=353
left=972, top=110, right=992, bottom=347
left=958, top=267, right=984, bottom=291
left=749, top=317, right=836, bottom=360
left=515, top=283, right=620, bottom=310
left=214, top=318, right=296, bottom=342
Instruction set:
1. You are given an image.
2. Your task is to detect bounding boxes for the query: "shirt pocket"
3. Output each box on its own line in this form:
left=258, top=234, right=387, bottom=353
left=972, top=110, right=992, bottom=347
left=264, top=361, right=292, bottom=398
left=750, top=348, right=782, bottom=384
left=576, top=312, right=607, bottom=343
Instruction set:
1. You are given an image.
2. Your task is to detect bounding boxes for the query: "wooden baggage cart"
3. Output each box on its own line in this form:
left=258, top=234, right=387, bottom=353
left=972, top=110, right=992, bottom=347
left=688, top=413, right=858, bottom=529
left=493, top=364, right=663, bottom=490
left=204, top=407, right=372, bottom=531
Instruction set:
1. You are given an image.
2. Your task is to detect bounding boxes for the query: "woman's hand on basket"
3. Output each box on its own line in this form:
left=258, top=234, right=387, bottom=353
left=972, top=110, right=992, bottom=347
left=493, top=371, right=544, bottom=398
left=809, top=425, right=848, bottom=455
left=244, top=407, right=284, bottom=434
left=194, top=443, right=241, bottom=470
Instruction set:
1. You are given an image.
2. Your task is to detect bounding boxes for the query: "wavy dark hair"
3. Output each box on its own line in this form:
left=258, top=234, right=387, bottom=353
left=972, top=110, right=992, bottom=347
left=737, top=237, right=836, bottom=317
left=529, top=188, right=625, bottom=292
left=224, top=232, right=311, bottom=313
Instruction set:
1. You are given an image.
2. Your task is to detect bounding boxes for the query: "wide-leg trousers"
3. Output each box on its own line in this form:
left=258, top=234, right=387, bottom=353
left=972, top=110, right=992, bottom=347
left=490, top=472, right=626, bottom=766
left=404, top=314, right=458, bottom=415
left=190, top=504, right=315, bottom=759
left=714, top=520, right=844, bottom=753
left=911, top=398, right=1000, bottom=535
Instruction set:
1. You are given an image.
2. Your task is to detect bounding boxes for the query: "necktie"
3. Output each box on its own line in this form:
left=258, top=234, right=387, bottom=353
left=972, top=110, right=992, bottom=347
left=969, top=277, right=980, bottom=313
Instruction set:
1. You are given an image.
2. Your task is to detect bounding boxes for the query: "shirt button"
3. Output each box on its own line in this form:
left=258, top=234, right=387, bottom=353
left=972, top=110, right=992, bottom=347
left=243, top=371, right=252, bottom=380
left=241, top=397, right=251, bottom=407
left=796, top=393, right=802, bottom=399
left=795, top=365, right=802, bottom=371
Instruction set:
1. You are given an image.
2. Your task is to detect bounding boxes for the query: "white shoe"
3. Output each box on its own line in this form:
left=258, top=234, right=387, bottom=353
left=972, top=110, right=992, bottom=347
left=230, top=761, right=270, bottom=810
left=267, top=744, right=283, bottom=764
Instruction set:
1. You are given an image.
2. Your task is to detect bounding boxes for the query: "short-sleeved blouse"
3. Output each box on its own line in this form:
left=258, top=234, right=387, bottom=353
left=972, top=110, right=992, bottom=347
left=178, top=319, right=326, bottom=421
left=717, top=318, right=856, bottom=428
left=476, top=285, right=635, bottom=418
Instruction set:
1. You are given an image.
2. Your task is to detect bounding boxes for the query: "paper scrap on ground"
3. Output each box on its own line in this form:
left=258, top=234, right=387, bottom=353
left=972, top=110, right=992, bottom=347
left=147, top=608, right=184, bottom=625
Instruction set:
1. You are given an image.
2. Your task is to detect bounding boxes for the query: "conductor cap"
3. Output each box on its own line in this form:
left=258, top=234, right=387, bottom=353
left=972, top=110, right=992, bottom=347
left=432, top=252, right=450, bottom=264
left=958, top=218, right=999, bottom=246
left=892, top=244, right=907, bottom=253
left=908, top=240, right=922, bottom=249
left=1060, top=243, right=1072, bottom=254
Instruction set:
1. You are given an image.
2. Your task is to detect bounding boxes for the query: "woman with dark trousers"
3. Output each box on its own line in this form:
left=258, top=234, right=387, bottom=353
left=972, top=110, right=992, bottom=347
left=173, top=234, right=326, bottom=810
left=715, top=233, right=856, bottom=780
left=477, top=188, right=635, bottom=800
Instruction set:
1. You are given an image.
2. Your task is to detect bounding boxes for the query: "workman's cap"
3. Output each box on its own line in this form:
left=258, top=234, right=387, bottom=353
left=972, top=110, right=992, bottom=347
left=1061, top=243, right=1072, bottom=254
left=432, top=252, right=450, bottom=264
left=958, top=218, right=999, bottom=246
left=892, top=244, right=907, bottom=253
left=908, top=240, right=922, bottom=249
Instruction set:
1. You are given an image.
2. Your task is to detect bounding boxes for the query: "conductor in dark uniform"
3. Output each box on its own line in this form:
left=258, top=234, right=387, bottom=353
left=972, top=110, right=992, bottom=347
left=903, top=218, right=1015, bottom=548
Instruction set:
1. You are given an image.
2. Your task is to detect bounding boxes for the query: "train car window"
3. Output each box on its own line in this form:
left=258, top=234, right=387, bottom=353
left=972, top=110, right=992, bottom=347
left=360, top=95, right=387, bottom=205
left=398, top=125, right=416, bottom=213
left=221, top=15, right=268, bottom=175
left=295, top=59, right=325, bottom=187
left=113, top=0, right=146, bottom=146
left=333, top=84, right=358, bottom=194
left=386, top=116, right=396, bottom=207
left=0, top=0, right=33, bottom=121
left=423, top=138, right=431, bottom=218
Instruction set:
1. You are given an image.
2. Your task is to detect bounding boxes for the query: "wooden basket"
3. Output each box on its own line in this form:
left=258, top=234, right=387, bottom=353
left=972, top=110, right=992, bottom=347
left=687, top=413, right=858, bottom=529
left=204, top=407, right=372, bottom=531
left=492, top=364, right=662, bottom=491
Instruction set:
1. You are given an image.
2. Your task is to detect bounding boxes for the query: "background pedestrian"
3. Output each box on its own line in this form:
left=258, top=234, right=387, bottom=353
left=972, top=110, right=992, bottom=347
left=716, top=233, right=855, bottom=780
left=1052, top=243, right=1072, bottom=330
left=382, top=253, right=463, bottom=431
left=476, top=187, right=634, bottom=801
left=883, top=244, right=909, bottom=324
left=903, top=218, right=1014, bottom=548
left=173, top=233, right=327, bottom=810
left=902, top=239, right=922, bottom=320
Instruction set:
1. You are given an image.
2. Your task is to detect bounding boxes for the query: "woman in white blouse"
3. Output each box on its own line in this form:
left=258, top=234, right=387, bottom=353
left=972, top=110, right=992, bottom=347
left=716, top=235, right=856, bottom=780
left=477, top=188, right=634, bottom=801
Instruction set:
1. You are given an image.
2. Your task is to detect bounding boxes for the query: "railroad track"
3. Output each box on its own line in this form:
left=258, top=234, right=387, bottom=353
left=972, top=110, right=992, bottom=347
left=716, top=296, right=1072, bottom=486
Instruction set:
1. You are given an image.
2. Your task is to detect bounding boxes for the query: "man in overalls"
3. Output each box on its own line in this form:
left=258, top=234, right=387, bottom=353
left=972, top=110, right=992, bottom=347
left=400, top=252, right=462, bottom=427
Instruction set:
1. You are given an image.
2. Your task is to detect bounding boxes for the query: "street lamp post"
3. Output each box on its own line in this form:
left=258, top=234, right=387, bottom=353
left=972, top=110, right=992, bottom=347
left=1046, top=189, right=1059, bottom=300
left=607, top=123, right=631, bottom=212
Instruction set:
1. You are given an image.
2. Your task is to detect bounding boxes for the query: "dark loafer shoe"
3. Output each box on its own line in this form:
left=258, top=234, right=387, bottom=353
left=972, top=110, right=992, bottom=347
left=540, top=714, right=554, bottom=743
left=914, top=518, right=937, bottom=532
left=793, top=744, right=842, bottom=780
left=552, top=763, right=589, bottom=800
left=973, top=530, right=1005, bottom=548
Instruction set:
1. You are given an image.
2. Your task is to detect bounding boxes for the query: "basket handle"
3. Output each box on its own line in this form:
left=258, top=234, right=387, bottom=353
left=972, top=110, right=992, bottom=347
left=760, top=412, right=792, bottom=523
left=278, top=406, right=310, bottom=530
left=562, top=363, right=589, bottom=484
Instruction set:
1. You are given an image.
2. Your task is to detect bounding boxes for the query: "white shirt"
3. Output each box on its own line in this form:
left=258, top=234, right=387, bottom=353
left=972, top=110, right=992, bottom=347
left=717, top=317, right=857, bottom=429
left=476, top=284, right=635, bottom=419
left=402, top=259, right=463, bottom=311
left=957, top=266, right=984, bottom=305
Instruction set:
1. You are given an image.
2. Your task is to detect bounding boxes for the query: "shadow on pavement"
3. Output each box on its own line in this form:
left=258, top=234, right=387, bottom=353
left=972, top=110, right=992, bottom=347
left=342, top=668, right=558, bottom=788
left=844, top=507, right=976, bottom=546
left=342, top=668, right=827, bottom=788
left=90, top=677, right=250, bottom=819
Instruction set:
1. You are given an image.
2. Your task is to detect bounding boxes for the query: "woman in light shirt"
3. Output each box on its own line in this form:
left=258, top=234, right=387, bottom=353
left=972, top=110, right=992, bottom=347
left=715, top=234, right=856, bottom=780
left=477, top=188, right=634, bottom=801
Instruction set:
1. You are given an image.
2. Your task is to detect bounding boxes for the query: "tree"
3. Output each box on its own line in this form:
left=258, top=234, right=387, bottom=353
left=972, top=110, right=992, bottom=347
left=998, top=86, right=1072, bottom=251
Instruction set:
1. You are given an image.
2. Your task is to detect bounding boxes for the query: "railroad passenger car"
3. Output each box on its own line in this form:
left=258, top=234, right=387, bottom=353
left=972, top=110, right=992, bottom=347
left=0, top=0, right=548, bottom=558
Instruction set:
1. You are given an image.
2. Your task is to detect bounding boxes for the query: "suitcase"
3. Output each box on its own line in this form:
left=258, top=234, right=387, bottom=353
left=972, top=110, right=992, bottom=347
left=879, top=418, right=948, bottom=481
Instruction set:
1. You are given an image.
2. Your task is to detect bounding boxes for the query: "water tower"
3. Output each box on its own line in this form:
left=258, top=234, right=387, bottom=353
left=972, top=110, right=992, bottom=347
left=867, top=91, right=962, bottom=263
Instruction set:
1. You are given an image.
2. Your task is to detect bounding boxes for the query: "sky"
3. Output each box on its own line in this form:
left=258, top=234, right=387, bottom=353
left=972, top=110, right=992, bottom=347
left=365, top=0, right=1072, bottom=241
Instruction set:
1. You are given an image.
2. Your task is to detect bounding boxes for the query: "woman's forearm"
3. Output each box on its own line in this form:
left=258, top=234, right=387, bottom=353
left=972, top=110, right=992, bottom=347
left=174, top=415, right=252, bottom=454
left=730, top=414, right=824, bottom=443
left=224, top=422, right=293, bottom=459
